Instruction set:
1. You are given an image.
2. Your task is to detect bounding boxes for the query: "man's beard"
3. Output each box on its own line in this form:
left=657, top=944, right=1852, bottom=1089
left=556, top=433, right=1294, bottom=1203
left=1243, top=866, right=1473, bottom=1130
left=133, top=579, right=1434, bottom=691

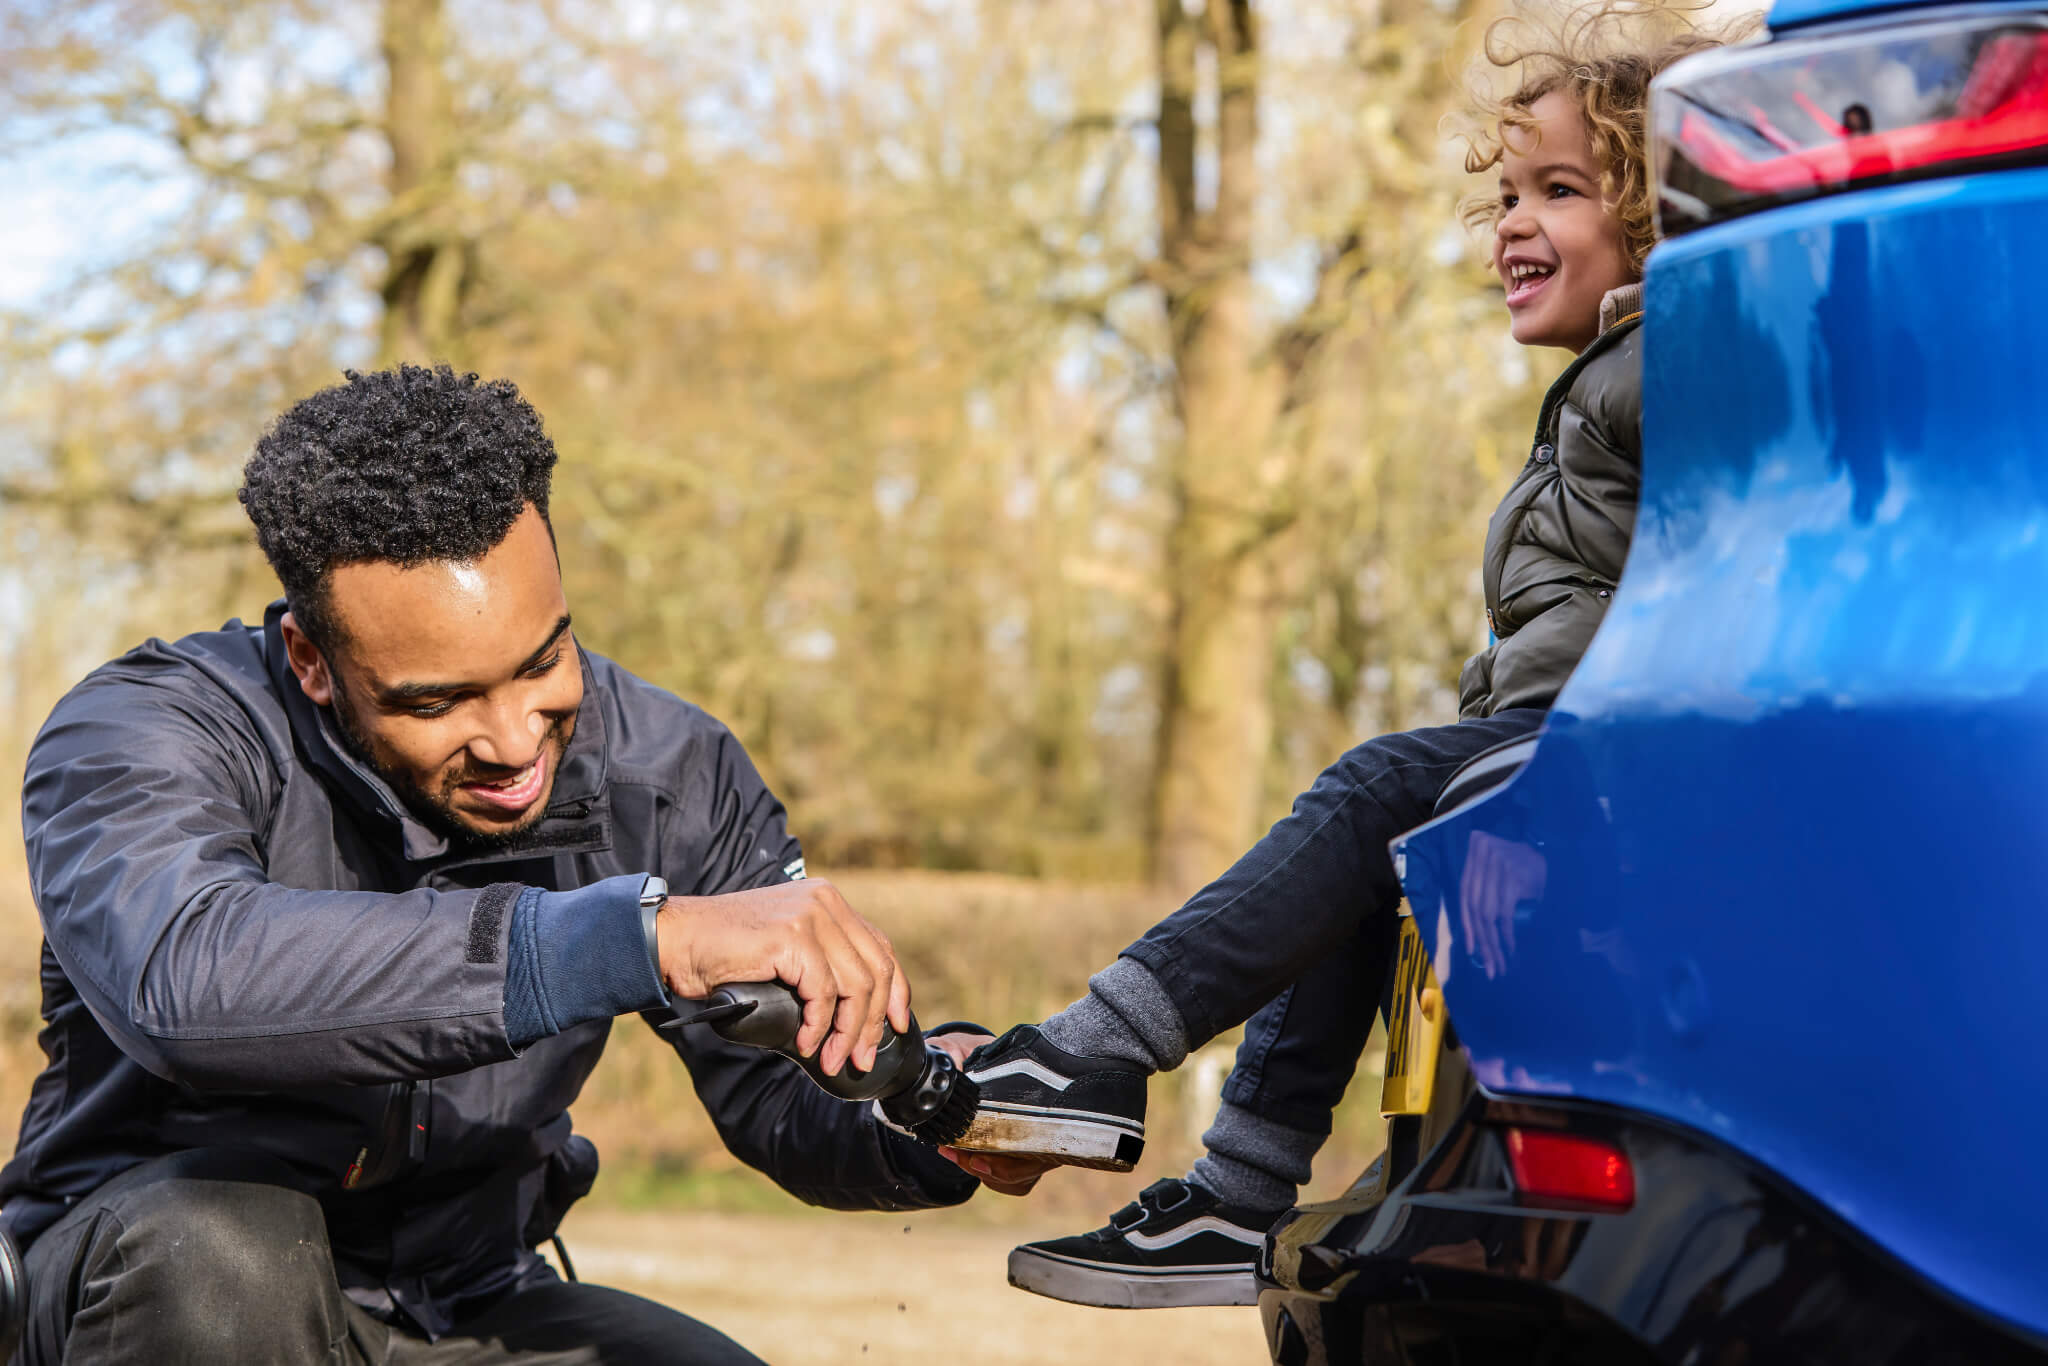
left=329, top=677, right=574, bottom=853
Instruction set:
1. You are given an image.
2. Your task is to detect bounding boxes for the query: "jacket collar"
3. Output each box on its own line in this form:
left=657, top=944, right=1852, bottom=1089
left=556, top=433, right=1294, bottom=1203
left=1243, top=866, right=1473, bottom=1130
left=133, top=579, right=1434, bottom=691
left=1598, top=281, right=1644, bottom=335
left=261, top=600, right=613, bottom=866
left=1533, top=282, right=1645, bottom=445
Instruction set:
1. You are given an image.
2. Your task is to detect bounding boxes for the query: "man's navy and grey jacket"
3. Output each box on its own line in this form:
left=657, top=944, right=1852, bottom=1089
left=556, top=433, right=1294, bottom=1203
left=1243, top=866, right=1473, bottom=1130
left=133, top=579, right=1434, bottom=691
left=1, top=603, right=974, bottom=1335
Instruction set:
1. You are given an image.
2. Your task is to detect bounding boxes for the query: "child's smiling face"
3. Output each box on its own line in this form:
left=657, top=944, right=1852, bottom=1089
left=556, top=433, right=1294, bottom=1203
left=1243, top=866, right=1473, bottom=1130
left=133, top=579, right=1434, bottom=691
left=1492, top=91, right=1639, bottom=354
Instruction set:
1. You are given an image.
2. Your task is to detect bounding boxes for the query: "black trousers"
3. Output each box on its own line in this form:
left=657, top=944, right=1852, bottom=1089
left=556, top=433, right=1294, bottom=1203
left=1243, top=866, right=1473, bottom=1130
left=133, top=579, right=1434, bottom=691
left=1126, top=710, right=1549, bottom=1127
left=17, top=1149, right=764, bottom=1366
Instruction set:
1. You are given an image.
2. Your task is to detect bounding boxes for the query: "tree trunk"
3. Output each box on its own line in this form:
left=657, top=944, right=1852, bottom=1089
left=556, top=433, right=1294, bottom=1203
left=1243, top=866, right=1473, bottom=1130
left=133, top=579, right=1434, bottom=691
left=1147, top=0, right=1283, bottom=893
left=378, top=0, right=465, bottom=365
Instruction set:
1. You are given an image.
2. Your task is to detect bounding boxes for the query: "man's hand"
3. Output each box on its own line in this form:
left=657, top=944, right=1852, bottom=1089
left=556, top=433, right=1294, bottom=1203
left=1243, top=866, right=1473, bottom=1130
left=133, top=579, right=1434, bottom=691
left=925, top=1030, right=1055, bottom=1197
left=655, top=880, right=909, bottom=1076
left=937, top=1145, right=1054, bottom=1197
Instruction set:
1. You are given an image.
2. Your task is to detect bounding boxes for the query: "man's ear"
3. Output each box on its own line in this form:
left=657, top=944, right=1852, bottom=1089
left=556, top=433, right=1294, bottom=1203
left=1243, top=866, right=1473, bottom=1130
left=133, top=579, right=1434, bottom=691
left=279, top=611, right=336, bottom=706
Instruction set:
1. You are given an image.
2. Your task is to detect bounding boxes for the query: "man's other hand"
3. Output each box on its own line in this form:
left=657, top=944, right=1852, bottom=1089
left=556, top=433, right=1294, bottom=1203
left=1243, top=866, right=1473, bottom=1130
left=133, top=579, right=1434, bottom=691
left=655, top=880, right=909, bottom=1076
left=925, top=1030, right=1055, bottom=1197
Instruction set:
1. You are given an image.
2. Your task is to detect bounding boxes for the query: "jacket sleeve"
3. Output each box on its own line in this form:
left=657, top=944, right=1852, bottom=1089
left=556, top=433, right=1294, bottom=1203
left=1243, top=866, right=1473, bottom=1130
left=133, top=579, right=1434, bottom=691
left=645, top=725, right=978, bottom=1210
left=22, top=667, right=524, bottom=1090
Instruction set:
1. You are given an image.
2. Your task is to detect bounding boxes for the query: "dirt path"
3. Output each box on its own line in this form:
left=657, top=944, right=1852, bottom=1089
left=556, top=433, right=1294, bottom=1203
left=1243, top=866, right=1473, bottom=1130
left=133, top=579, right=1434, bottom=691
left=553, top=1207, right=1269, bottom=1365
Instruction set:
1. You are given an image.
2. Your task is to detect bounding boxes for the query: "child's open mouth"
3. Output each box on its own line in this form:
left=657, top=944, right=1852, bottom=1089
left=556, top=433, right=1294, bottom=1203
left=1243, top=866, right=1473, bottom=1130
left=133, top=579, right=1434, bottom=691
left=1505, top=262, right=1556, bottom=306
left=460, top=752, right=548, bottom=814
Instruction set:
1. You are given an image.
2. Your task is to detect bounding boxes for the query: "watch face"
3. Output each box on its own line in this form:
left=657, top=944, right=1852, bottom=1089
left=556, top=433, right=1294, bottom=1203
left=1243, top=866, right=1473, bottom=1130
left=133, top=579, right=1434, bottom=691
left=639, top=874, right=670, bottom=909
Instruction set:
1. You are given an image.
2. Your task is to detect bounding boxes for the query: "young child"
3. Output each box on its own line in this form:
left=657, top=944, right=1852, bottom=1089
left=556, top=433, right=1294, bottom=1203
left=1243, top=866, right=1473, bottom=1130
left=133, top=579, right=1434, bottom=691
left=950, top=7, right=1744, bottom=1309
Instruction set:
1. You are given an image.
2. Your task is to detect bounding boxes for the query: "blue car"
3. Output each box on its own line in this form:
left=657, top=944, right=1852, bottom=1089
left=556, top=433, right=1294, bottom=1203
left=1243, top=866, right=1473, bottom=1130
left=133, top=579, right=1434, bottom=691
left=1255, top=1, right=2048, bottom=1361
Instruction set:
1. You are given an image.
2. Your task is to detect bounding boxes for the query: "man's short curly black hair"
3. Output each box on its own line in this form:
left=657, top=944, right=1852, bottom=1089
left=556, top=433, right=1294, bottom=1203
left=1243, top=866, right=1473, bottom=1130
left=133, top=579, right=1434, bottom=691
left=239, top=364, right=559, bottom=651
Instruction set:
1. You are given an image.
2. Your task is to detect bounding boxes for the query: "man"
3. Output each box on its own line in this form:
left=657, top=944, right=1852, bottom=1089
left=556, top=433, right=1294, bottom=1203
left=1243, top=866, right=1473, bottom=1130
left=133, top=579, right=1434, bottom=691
left=1, top=364, right=982, bottom=1364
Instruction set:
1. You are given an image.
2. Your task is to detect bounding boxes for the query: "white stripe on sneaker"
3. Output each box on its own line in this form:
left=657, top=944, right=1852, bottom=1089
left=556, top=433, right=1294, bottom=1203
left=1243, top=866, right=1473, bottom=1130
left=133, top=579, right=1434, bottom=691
left=974, top=1099, right=1144, bottom=1135
left=966, top=1058, right=1077, bottom=1091
left=1008, top=1248, right=1259, bottom=1309
left=1023, top=1247, right=1254, bottom=1276
left=1123, top=1216, right=1266, bottom=1251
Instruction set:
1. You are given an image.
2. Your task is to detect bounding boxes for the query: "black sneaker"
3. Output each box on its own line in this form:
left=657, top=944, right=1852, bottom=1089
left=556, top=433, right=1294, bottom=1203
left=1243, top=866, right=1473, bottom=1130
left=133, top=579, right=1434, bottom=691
left=1007, top=1179, right=1276, bottom=1308
left=953, top=1025, right=1146, bottom=1172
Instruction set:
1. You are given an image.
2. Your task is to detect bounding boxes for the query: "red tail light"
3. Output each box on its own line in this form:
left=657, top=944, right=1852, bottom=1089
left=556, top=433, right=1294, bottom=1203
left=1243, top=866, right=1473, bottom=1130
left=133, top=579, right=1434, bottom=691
left=1505, top=1128, right=1636, bottom=1211
left=1654, top=15, right=2048, bottom=237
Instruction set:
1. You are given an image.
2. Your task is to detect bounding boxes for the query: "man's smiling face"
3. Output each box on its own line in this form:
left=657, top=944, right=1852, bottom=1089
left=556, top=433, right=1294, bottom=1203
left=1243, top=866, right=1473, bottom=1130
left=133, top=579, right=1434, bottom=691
left=282, top=503, right=584, bottom=846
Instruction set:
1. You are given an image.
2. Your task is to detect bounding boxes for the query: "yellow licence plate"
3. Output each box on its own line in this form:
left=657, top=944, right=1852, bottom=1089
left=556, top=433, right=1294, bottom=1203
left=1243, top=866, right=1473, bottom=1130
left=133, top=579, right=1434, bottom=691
left=1380, top=914, right=1445, bottom=1117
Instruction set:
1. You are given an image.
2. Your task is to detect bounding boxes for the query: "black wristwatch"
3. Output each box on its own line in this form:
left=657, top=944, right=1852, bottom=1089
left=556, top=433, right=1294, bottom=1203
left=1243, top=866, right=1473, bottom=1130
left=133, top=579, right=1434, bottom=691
left=639, top=874, right=671, bottom=1001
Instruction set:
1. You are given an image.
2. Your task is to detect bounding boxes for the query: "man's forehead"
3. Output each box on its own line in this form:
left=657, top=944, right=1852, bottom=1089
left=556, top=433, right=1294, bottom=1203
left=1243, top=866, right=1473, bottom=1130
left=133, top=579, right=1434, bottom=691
left=325, top=509, right=566, bottom=677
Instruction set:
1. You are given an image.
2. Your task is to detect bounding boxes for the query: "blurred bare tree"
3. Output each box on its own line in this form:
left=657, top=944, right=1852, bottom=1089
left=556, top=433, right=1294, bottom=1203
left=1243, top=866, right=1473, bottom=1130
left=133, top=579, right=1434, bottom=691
left=0, top=0, right=1551, bottom=884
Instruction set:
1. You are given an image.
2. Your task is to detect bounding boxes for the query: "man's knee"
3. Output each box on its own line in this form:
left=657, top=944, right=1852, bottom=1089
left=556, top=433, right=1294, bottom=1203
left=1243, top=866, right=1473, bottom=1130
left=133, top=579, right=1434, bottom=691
left=25, top=1148, right=348, bottom=1363
left=102, top=1148, right=328, bottom=1273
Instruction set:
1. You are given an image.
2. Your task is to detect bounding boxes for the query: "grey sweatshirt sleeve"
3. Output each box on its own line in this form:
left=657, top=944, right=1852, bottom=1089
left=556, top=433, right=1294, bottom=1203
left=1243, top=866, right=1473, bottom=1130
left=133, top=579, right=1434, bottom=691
left=22, top=671, right=529, bottom=1090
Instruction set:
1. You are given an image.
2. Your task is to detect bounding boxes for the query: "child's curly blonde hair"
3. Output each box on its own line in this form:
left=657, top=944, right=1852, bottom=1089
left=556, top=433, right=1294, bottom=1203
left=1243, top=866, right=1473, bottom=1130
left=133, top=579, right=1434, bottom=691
left=1460, top=3, right=1758, bottom=271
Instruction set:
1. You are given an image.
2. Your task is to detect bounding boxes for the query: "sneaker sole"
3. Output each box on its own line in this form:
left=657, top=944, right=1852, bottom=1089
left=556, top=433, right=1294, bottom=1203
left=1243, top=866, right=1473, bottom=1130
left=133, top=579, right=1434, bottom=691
left=951, top=1105, right=1144, bottom=1172
left=1007, top=1246, right=1258, bottom=1309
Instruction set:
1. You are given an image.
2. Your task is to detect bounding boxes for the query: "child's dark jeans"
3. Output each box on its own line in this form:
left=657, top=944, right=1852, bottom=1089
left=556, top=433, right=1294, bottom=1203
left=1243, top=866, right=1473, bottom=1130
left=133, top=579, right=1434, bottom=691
left=1124, top=708, right=1549, bottom=1129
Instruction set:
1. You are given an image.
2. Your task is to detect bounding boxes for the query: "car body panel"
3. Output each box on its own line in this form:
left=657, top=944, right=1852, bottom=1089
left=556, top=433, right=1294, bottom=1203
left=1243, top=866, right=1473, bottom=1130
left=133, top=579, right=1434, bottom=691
left=1771, top=0, right=2048, bottom=34
left=1392, top=164, right=2048, bottom=1347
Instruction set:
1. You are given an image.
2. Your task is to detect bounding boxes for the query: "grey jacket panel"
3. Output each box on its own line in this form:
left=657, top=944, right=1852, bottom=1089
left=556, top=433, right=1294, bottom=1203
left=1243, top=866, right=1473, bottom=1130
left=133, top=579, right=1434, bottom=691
left=1460, top=315, right=1643, bottom=719
left=3, top=605, right=974, bottom=1333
